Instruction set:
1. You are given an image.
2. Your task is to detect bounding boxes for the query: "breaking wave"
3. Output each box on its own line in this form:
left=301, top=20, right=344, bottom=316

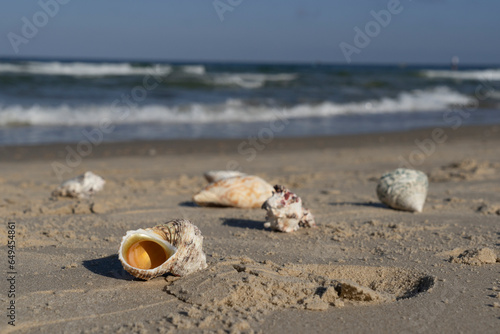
left=0, top=87, right=473, bottom=127
left=422, top=69, right=500, bottom=81
left=210, top=73, right=297, bottom=89
left=0, top=61, right=172, bottom=77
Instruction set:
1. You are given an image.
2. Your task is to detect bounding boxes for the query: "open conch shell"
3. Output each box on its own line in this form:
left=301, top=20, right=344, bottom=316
left=262, top=185, right=317, bottom=232
left=376, top=168, right=428, bottom=212
left=118, top=219, right=207, bottom=280
left=52, top=171, right=105, bottom=198
left=193, top=175, right=274, bottom=209
left=203, top=170, right=247, bottom=183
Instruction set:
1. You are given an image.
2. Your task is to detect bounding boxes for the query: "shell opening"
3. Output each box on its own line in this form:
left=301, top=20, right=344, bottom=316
left=121, top=231, right=177, bottom=271
left=126, top=240, right=171, bottom=270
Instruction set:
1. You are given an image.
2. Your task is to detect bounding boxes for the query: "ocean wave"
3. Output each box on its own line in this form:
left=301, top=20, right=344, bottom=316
left=0, top=61, right=297, bottom=89
left=181, top=65, right=206, bottom=75
left=0, top=61, right=172, bottom=77
left=422, top=69, right=500, bottom=81
left=210, top=73, right=297, bottom=88
left=0, top=87, right=473, bottom=127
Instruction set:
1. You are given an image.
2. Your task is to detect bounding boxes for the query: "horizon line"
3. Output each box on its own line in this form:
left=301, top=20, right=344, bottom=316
left=0, top=55, right=498, bottom=68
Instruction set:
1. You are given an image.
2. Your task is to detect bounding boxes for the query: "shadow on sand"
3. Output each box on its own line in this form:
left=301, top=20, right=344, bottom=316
left=82, top=254, right=135, bottom=281
left=221, top=218, right=266, bottom=230
left=330, top=201, right=387, bottom=209
left=178, top=201, right=199, bottom=207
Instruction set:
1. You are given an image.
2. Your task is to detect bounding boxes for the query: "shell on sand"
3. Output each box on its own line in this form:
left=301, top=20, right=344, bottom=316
left=262, top=185, right=317, bottom=232
left=193, top=175, right=274, bottom=209
left=203, top=170, right=247, bottom=183
left=52, top=171, right=105, bottom=198
left=376, top=168, right=428, bottom=212
left=118, top=219, right=207, bottom=280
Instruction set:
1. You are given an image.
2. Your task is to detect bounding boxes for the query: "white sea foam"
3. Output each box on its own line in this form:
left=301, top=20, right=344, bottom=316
left=0, top=61, right=172, bottom=77
left=181, top=65, right=206, bottom=75
left=422, top=69, right=500, bottom=81
left=210, top=73, right=297, bottom=88
left=0, top=87, right=473, bottom=127
left=0, top=61, right=297, bottom=88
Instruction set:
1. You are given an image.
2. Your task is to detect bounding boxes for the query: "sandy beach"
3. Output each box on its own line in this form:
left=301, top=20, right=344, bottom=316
left=1, top=124, right=500, bottom=333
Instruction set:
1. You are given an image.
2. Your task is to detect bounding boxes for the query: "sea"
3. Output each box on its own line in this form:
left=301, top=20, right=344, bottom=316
left=0, top=59, right=499, bottom=146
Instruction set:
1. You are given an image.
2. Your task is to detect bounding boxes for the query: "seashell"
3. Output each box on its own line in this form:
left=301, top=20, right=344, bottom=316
left=203, top=170, right=247, bottom=183
left=118, top=219, right=207, bottom=280
left=261, top=185, right=317, bottom=232
left=193, top=175, right=274, bottom=209
left=376, top=168, right=428, bottom=212
left=52, top=171, right=105, bottom=198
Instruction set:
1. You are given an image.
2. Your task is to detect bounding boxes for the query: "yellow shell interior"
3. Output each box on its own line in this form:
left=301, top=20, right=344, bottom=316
left=126, top=241, right=166, bottom=270
left=124, top=233, right=175, bottom=270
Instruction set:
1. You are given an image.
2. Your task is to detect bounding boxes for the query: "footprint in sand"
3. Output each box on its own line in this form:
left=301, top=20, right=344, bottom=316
left=429, top=159, right=498, bottom=182
left=165, top=257, right=434, bottom=313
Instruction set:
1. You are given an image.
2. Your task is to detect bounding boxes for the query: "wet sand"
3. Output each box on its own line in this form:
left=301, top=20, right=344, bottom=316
left=1, top=125, right=499, bottom=333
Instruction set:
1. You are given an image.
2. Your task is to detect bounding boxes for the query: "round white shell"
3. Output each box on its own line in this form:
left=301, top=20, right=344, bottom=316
left=376, top=168, right=428, bottom=212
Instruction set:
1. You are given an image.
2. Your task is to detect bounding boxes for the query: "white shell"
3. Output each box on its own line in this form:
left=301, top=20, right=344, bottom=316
left=262, top=185, right=317, bottom=232
left=118, top=219, right=207, bottom=280
left=52, top=171, right=105, bottom=198
left=194, top=175, right=274, bottom=209
left=376, top=168, right=428, bottom=212
left=203, top=170, right=247, bottom=183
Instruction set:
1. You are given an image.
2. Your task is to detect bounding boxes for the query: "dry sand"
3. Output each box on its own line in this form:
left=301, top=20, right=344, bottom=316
left=1, top=125, right=499, bottom=333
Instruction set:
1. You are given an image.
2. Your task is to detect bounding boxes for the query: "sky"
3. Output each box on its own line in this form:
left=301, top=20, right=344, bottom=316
left=0, top=0, right=499, bottom=65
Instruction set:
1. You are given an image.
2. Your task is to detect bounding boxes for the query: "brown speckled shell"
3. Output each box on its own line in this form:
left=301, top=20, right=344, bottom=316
left=203, top=170, right=247, bottom=183
left=118, top=219, right=207, bottom=280
left=193, top=175, right=274, bottom=209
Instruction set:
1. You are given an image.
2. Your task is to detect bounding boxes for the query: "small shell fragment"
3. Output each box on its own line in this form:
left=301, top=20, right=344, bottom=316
left=262, top=185, right=317, bottom=232
left=376, top=168, right=428, bottom=212
left=118, top=219, right=207, bottom=280
left=52, top=171, right=105, bottom=198
left=193, top=175, right=274, bottom=209
left=203, top=170, right=247, bottom=183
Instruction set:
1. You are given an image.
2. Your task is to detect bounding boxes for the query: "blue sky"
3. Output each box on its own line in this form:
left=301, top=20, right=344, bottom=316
left=1, top=0, right=499, bottom=64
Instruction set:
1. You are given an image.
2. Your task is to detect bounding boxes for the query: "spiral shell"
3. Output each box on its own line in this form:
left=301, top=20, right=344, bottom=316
left=262, top=185, right=317, bottom=232
left=203, top=170, right=247, bottom=183
left=376, top=168, right=428, bottom=212
left=193, top=175, right=274, bottom=209
left=52, top=171, right=105, bottom=198
left=118, top=219, right=207, bottom=280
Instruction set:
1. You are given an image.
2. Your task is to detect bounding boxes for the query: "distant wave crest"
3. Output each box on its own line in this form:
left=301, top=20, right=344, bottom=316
left=181, top=65, right=206, bottom=75
left=0, top=61, right=172, bottom=77
left=0, top=87, right=473, bottom=127
left=422, top=69, right=500, bottom=81
left=0, top=61, right=298, bottom=88
left=211, top=73, right=297, bottom=89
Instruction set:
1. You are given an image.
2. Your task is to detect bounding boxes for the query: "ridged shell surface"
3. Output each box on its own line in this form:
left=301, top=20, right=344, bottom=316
left=203, top=170, right=247, bottom=183
left=193, top=175, right=274, bottom=209
left=262, top=185, right=317, bottom=232
left=52, top=171, right=105, bottom=198
left=118, top=219, right=207, bottom=280
left=376, top=168, right=428, bottom=212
